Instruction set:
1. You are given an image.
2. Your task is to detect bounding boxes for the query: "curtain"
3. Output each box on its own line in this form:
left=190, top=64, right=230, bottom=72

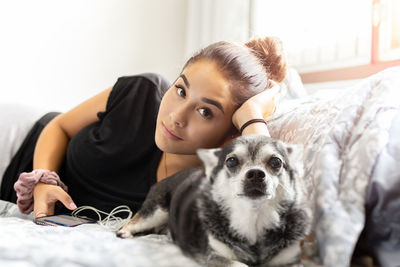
left=184, top=0, right=250, bottom=60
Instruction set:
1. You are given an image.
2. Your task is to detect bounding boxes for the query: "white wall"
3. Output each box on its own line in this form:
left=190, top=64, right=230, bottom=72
left=0, top=0, right=187, bottom=112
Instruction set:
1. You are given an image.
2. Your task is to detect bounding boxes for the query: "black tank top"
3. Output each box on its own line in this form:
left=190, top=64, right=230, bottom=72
left=60, top=73, right=170, bottom=215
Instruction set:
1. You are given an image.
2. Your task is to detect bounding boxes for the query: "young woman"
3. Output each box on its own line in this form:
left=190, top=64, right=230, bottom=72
left=0, top=37, right=287, bottom=219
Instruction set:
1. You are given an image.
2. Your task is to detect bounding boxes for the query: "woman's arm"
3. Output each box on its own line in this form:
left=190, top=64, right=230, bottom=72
left=32, top=86, right=113, bottom=217
left=232, top=81, right=279, bottom=137
left=33, top=86, right=113, bottom=171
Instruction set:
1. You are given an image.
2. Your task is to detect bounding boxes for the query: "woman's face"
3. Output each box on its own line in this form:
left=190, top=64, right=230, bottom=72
left=155, top=59, right=237, bottom=154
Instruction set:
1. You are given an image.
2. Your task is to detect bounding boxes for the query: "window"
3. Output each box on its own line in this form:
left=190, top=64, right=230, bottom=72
left=375, top=0, right=400, bottom=61
left=251, top=0, right=400, bottom=82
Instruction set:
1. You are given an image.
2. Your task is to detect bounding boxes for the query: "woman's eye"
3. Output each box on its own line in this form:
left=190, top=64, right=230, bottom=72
left=226, top=157, right=239, bottom=168
left=176, top=86, right=186, bottom=97
left=199, top=108, right=213, bottom=119
left=268, top=157, right=282, bottom=169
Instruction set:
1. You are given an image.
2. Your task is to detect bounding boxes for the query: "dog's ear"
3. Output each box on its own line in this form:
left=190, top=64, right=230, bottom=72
left=197, top=148, right=222, bottom=178
left=285, top=143, right=304, bottom=179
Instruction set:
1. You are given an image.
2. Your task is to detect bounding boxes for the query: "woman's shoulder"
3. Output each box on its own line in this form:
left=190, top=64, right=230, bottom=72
left=101, top=73, right=171, bottom=118
left=114, top=73, right=170, bottom=97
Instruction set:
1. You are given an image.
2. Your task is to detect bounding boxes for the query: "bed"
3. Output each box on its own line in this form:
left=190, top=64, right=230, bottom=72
left=1, top=67, right=399, bottom=267
left=0, top=200, right=200, bottom=267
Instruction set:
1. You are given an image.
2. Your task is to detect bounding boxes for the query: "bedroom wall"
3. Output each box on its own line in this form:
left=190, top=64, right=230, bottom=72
left=0, top=0, right=187, bottom=112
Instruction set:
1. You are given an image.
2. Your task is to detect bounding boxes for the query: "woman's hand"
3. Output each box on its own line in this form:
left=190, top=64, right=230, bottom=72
left=232, top=80, right=280, bottom=133
left=33, top=182, right=77, bottom=218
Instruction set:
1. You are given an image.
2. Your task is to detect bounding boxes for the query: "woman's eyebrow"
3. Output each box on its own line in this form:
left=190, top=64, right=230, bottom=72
left=179, top=74, right=224, bottom=114
left=180, top=74, right=190, bottom=88
left=201, top=97, right=224, bottom=114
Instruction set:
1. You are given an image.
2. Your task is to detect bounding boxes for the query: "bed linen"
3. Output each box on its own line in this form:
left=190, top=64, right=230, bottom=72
left=0, top=200, right=200, bottom=267
left=268, top=66, right=400, bottom=267
left=0, top=67, right=399, bottom=267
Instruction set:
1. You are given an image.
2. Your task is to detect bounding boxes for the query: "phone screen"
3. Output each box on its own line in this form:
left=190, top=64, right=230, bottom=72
left=34, top=214, right=96, bottom=227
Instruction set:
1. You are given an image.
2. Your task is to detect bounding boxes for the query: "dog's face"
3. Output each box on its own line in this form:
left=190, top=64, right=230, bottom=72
left=197, top=135, right=303, bottom=204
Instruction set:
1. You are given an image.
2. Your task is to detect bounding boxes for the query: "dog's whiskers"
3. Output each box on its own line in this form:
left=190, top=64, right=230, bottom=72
left=278, top=182, right=292, bottom=195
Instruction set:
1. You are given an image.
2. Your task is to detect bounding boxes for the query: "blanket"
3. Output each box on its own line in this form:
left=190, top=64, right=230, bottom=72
left=268, top=66, right=400, bottom=267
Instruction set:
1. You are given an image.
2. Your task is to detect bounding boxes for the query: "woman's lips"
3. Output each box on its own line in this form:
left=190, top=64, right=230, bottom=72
left=162, top=123, right=183, bottom=141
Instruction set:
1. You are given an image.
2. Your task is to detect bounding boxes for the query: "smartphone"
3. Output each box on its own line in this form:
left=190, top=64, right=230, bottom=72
left=34, top=214, right=96, bottom=227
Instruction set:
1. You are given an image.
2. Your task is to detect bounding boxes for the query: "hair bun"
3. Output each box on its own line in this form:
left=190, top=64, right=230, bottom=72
left=245, top=37, right=287, bottom=83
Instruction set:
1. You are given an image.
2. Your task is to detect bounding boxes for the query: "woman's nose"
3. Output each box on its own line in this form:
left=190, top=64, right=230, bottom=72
left=169, top=106, right=187, bottom=128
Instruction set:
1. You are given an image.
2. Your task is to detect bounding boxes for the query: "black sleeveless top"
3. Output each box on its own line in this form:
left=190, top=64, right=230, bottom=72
left=60, top=73, right=170, bottom=215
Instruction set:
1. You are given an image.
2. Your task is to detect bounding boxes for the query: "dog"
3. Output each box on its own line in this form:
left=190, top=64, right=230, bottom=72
left=117, top=135, right=311, bottom=266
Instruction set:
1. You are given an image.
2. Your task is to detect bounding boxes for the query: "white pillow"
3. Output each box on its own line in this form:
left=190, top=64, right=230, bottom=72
left=0, top=104, right=47, bottom=182
left=277, top=67, right=308, bottom=102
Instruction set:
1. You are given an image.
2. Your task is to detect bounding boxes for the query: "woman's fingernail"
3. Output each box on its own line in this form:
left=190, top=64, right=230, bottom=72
left=70, top=203, right=77, bottom=209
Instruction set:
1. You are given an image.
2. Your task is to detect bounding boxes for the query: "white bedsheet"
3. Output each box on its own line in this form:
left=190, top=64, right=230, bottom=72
left=0, top=200, right=200, bottom=267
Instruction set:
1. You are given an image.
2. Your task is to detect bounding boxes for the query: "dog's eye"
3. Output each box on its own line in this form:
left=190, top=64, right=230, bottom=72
left=268, top=157, right=282, bottom=169
left=226, top=157, right=239, bottom=168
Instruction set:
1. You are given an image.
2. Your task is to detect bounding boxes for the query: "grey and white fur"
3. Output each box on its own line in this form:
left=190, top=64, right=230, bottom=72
left=117, top=135, right=311, bottom=267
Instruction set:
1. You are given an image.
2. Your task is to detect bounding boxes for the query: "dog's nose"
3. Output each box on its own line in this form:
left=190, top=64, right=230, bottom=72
left=245, top=169, right=265, bottom=181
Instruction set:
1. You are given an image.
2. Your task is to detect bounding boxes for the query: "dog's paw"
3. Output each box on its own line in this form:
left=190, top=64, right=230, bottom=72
left=116, top=225, right=135, bottom=239
left=116, top=213, right=144, bottom=238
